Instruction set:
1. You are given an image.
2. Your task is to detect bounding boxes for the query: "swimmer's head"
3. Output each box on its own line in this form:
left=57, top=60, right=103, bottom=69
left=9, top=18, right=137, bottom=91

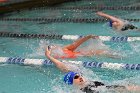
left=48, top=45, right=61, bottom=51
left=64, top=71, right=78, bottom=85
left=48, top=45, right=64, bottom=57
left=64, top=71, right=84, bottom=85
left=48, top=45, right=57, bottom=50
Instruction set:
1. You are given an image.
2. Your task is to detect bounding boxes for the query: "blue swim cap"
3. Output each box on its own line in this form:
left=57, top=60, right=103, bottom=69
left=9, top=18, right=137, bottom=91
left=64, top=71, right=78, bottom=85
left=109, top=20, right=113, bottom=27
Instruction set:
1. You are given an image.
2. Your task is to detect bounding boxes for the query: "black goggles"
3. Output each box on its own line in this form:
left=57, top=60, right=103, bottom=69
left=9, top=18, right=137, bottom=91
left=74, top=75, right=80, bottom=79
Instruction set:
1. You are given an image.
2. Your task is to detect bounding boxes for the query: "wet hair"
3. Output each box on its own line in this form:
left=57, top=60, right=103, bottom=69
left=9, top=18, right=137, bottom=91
left=121, top=24, right=138, bottom=31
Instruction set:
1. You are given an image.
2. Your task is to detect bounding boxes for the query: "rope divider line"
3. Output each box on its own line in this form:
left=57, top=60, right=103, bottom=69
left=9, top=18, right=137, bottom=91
left=0, top=57, right=139, bottom=70
left=67, top=0, right=139, bottom=3
left=66, top=0, right=133, bottom=1
left=0, top=32, right=63, bottom=39
left=0, top=18, right=140, bottom=22
left=38, top=6, right=140, bottom=11
left=0, top=32, right=140, bottom=42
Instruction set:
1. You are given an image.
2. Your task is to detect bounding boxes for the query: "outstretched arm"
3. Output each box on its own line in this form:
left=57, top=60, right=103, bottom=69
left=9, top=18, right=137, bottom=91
left=45, top=47, right=70, bottom=72
left=96, top=12, right=121, bottom=22
left=106, top=85, right=140, bottom=92
left=63, top=35, right=99, bottom=51
left=126, top=85, right=140, bottom=92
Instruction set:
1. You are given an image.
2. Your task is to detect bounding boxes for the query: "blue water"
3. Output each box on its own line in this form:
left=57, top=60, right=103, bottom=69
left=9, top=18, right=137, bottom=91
left=0, top=0, right=140, bottom=93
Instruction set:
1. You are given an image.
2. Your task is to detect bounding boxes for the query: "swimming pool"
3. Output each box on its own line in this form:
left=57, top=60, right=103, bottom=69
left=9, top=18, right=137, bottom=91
left=0, top=0, right=140, bottom=93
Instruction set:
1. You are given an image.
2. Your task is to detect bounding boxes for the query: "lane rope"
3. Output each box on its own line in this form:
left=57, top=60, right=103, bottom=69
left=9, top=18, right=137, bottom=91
left=0, top=57, right=139, bottom=70
left=35, top=6, right=140, bottom=11
left=67, top=0, right=132, bottom=1
left=0, top=18, right=140, bottom=22
left=0, top=32, right=140, bottom=42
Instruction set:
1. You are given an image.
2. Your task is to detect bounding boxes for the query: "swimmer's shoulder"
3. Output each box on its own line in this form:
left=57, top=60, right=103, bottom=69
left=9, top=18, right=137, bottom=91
left=80, top=81, right=105, bottom=93
left=83, top=81, right=105, bottom=88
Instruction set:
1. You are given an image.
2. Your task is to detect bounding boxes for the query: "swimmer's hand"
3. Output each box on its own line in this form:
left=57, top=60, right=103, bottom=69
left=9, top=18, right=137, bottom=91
left=87, top=35, right=99, bottom=39
left=45, top=46, right=51, bottom=57
left=96, top=11, right=104, bottom=16
left=92, top=36, right=99, bottom=39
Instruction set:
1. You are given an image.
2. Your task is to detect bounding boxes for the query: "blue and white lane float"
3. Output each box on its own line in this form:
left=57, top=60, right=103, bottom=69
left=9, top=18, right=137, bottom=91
left=1, top=32, right=140, bottom=42
left=0, top=57, right=139, bottom=70
left=62, top=35, right=140, bottom=42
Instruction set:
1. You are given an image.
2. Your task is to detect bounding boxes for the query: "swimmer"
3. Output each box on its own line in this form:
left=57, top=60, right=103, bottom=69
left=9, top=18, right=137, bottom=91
left=45, top=47, right=140, bottom=93
left=47, top=35, right=121, bottom=59
left=96, top=11, right=138, bottom=31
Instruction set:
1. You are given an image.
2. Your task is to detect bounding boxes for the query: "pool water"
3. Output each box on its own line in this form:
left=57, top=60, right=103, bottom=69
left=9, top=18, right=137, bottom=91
left=0, top=0, right=140, bottom=93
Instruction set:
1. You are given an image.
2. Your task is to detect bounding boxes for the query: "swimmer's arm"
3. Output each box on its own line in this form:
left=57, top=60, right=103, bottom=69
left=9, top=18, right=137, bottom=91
left=96, top=12, right=120, bottom=22
left=107, top=85, right=140, bottom=92
left=126, top=85, right=140, bottom=92
left=88, top=50, right=123, bottom=59
left=64, top=35, right=98, bottom=51
left=103, top=52, right=123, bottom=59
left=45, top=48, right=70, bottom=72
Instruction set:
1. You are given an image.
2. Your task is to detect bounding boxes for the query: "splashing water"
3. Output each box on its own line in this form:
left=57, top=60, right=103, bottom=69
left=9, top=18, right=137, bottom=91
left=28, top=40, right=49, bottom=57
left=77, top=38, right=110, bottom=52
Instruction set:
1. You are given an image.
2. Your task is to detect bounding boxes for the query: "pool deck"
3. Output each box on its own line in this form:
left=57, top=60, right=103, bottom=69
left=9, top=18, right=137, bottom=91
left=0, top=0, right=69, bottom=15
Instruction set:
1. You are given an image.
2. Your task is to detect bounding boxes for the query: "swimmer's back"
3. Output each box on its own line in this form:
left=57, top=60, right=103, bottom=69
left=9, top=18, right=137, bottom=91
left=54, top=49, right=80, bottom=59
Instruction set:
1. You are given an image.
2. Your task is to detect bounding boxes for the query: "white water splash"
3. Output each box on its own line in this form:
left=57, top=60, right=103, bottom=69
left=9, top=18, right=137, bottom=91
left=28, top=40, right=49, bottom=57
